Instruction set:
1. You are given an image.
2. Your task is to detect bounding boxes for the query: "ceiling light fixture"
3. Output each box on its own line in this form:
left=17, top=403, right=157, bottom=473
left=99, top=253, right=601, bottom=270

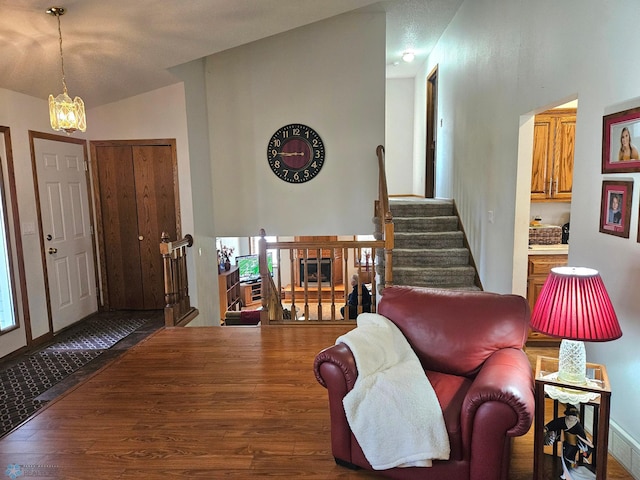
left=46, top=6, right=86, bottom=134
left=402, top=51, right=415, bottom=63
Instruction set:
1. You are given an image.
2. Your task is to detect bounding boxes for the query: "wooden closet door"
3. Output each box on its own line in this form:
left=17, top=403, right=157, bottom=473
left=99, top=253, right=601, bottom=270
left=132, top=145, right=176, bottom=309
left=93, top=142, right=178, bottom=310
left=95, top=145, right=144, bottom=309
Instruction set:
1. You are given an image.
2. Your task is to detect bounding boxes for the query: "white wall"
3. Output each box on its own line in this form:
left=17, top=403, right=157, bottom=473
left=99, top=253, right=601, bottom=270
left=385, top=78, right=415, bottom=195
left=0, top=89, right=62, bottom=356
left=206, top=13, right=385, bottom=238
left=419, top=0, right=640, bottom=458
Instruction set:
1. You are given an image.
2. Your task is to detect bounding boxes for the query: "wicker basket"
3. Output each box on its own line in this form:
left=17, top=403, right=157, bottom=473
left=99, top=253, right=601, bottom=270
left=529, top=226, right=562, bottom=245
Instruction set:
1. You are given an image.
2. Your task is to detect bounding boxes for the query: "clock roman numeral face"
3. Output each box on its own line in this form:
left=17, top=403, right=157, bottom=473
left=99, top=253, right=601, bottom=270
left=267, top=124, right=325, bottom=183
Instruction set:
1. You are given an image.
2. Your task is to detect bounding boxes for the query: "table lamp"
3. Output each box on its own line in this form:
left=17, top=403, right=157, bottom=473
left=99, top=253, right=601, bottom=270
left=530, top=267, right=622, bottom=385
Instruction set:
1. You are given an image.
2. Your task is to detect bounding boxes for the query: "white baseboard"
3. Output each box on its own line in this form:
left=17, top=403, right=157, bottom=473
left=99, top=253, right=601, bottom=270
left=609, top=420, right=640, bottom=479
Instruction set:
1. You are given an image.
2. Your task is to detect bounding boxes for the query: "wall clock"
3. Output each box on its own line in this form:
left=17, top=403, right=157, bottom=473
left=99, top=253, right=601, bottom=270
left=267, top=123, right=325, bottom=183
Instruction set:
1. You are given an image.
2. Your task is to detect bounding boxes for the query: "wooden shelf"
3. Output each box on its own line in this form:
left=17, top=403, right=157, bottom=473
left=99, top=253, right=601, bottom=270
left=241, top=282, right=262, bottom=306
left=219, top=266, right=241, bottom=324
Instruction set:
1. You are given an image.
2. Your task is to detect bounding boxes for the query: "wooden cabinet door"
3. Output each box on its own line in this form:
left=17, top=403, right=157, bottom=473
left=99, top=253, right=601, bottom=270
left=531, top=109, right=575, bottom=201
left=552, top=114, right=575, bottom=200
left=531, top=117, right=553, bottom=201
left=92, top=141, right=178, bottom=310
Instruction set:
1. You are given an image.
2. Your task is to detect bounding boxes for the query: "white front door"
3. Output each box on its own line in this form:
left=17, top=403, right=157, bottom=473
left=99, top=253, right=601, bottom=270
left=34, top=137, right=97, bottom=331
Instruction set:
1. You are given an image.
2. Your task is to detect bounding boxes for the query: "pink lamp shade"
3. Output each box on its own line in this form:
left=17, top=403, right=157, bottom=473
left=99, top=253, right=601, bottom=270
left=530, top=267, right=622, bottom=341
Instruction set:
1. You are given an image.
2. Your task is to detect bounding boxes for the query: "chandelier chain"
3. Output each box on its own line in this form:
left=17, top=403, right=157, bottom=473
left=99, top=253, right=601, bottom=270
left=55, top=12, right=68, bottom=94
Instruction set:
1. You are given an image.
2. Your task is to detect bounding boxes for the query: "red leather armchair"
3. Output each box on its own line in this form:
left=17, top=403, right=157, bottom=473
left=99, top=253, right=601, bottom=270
left=313, top=286, right=535, bottom=480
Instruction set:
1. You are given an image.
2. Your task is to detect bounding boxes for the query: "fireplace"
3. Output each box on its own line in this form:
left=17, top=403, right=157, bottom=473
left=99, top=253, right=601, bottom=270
left=299, top=258, right=332, bottom=286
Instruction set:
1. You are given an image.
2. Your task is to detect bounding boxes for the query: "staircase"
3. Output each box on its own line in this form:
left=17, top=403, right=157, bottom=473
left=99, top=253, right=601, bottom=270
left=390, top=198, right=481, bottom=290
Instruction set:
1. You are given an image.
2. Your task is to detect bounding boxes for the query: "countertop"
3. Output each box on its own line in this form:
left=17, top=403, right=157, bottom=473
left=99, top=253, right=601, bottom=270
left=528, top=244, right=569, bottom=255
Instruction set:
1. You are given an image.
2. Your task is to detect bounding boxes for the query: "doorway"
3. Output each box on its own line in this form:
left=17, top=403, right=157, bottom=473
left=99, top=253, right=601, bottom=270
left=90, top=139, right=180, bottom=310
left=425, top=65, right=438, bottom=198
left=512, top=100, right=577, bottom=298
left=30, top=131, right=99, bottom=333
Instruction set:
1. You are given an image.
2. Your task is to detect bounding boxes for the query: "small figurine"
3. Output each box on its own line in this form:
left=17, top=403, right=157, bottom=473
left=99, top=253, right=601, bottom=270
left=544, top=404, right=595, bottom=480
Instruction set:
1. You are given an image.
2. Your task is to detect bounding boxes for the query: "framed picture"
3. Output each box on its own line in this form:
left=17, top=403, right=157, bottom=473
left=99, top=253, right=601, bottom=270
left=599, top=180, right=633, bottom=238
left=602, top=106, right=640, bottom=173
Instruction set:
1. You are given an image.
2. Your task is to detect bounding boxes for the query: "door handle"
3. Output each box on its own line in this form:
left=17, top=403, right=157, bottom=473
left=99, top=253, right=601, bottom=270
left=48, top=247, right=57, bottom=255
left=138, top=235, right=144, bottom=241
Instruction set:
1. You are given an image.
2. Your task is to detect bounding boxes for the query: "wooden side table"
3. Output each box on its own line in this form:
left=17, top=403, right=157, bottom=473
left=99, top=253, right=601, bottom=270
left=533, top=356, right=611, bottom=480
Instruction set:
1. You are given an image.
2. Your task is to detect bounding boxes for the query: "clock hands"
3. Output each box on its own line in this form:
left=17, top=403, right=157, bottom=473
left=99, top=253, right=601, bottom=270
left=279, top=152, right=305, bottom=157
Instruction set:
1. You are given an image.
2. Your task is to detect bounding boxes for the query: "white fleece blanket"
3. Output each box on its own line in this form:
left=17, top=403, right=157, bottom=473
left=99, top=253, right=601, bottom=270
left=336, top=313, right=450, bottom=470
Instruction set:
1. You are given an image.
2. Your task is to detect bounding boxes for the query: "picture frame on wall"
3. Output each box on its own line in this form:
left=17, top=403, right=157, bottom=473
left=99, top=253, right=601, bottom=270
left=599, top=180, right=633, bottom=238
left=602, top=106, right=640, bottom=173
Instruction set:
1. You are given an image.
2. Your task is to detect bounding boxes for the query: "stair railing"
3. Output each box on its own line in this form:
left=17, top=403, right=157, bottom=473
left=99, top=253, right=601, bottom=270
left=258, top=231, right=383, bottom=325
left=160, top=232, right=199, bottom=326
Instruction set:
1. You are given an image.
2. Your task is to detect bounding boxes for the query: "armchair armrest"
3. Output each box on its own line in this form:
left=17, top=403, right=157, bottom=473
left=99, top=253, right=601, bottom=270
left=313, top=343, right=359, bottom=464
left=460, top=348, right=534, bottom=480
left=313, top=343, right=358, bottom=390
left=461, top=347, right=535, bottom=439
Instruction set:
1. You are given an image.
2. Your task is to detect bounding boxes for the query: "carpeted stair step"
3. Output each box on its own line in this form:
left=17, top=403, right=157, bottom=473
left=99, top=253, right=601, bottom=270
left=393, top=216, right=459, bottom=233
left=390, top=200, right=454, bottom=217
left=394, top=231, right=464, bottom=249
left=393, top=248, right=469, bottom=267
left=387, top=197, right=481, bottom=291
left=393, top=266, right=477, bottom=288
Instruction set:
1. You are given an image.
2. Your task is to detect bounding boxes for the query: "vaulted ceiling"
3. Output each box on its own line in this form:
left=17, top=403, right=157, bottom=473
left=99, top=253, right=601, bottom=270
left=0, top=0, right=462, bottom=107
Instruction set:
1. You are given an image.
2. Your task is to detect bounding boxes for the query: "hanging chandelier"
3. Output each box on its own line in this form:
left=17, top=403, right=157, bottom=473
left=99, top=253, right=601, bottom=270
left=46, top=6, right=86, bottom=134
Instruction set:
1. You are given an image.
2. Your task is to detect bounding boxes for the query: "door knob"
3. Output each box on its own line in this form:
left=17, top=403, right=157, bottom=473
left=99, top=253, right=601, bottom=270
left=138, top=235, right=144, bottom=241
left=48, top=247, right=57, bottom=254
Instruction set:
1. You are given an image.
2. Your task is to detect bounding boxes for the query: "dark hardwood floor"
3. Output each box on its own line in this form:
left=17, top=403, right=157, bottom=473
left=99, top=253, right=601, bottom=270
left=0, top=327, right=632, bottom=479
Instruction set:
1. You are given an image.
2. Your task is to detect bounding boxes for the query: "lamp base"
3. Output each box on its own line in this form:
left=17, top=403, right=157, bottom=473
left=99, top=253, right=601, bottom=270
left=557, top=339, right=587, bottom=385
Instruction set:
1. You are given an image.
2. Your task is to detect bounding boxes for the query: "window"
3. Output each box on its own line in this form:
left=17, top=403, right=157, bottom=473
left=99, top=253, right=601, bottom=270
left=0, top=195, right=16, bottom=332
left=0, top=127, right=22, bottom=335
left=355, top=234, right=375, bottom=267
left=250, top=235, right=279, bottom=268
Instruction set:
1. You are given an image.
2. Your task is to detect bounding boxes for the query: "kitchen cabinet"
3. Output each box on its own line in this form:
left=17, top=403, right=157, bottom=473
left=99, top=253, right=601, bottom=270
left=526, top=253, right=567, bottom=344
left=531, top=109, right=576, bottom=202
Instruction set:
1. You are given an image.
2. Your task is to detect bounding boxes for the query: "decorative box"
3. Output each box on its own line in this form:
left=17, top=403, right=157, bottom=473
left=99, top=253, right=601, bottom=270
left=529, top=225, right=562, bottom=245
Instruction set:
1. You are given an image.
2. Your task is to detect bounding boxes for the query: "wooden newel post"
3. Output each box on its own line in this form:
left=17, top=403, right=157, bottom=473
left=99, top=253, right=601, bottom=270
left=159, top=232, right=198, bottom=327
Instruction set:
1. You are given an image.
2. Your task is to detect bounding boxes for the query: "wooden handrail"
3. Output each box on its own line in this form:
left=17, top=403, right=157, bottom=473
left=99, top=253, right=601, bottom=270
left=376, top=145, right=394, bottom=289
left=160, top=232, right=199, bottom=327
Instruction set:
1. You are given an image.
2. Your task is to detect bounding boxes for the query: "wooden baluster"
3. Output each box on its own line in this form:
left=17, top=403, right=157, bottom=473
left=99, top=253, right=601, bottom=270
left=316, top=248, right=322, bottom=321
left=178, top=245, right=187, bottom=311
left=160, top=232, right=175, bottom=326
left=302, top=249, right=309, bottom=322
left=330, top=249, right=337, bottom=320
left=289, top=249, right=295, bottom=321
